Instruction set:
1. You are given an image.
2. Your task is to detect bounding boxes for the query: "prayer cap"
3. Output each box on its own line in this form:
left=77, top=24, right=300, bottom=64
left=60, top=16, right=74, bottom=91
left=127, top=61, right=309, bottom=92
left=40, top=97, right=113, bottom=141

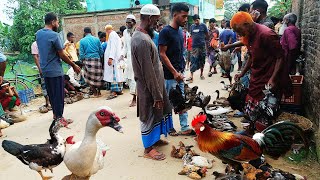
left=126, top=14, right=136, bottom=21
left=140, top=4, right=160, bottom=16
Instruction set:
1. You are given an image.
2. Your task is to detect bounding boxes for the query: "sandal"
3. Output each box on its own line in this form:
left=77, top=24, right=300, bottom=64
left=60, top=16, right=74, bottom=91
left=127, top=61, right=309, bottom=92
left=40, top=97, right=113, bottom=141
left=178, top=129, right=196, bottom=136
left=143, top=149, right=166, bottom=161
left=169, top=129, right=179, bottom=136
left=106, top=94, right=117, bottom=100
left=200, top=76, right=205, bottom=80
left=186, top=77, right=193, bottom=83
left=208, top=72, right=213, bottom=77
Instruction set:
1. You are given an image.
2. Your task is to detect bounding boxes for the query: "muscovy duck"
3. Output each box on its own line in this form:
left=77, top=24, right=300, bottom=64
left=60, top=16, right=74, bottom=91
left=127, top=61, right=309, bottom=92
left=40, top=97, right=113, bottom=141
left=63, top=106, right=123, bottom=179
left=2, top=118, right=65, bottom=180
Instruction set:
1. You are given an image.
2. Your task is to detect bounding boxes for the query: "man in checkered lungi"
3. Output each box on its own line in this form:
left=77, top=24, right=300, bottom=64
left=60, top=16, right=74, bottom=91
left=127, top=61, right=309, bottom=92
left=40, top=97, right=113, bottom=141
left=79, top=27, right=104, bottom=97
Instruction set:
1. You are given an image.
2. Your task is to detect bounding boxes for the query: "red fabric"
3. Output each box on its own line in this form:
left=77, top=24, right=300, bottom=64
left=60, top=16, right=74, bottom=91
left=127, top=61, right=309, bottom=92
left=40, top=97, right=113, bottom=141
left=0, top=96, right=20, bottom=109
left=187, top=37, right=192, bottom=51
left=247, top=24, right=290, bottom=101
left=183, top=32, right=187, bottom=48
left=280, top=25, right=301, bottom=73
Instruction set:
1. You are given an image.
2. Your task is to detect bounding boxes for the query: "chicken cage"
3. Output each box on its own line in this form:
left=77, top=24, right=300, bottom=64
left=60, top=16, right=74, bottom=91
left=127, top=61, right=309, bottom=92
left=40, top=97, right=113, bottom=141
left=280, top=75, right=303, bottom=105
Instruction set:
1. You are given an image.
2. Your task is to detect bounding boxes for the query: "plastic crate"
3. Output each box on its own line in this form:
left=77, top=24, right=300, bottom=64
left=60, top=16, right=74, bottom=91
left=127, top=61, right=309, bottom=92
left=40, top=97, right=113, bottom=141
left=18, top=89, right=35, bottom=104
left=280, top=75, right=303, bottom=105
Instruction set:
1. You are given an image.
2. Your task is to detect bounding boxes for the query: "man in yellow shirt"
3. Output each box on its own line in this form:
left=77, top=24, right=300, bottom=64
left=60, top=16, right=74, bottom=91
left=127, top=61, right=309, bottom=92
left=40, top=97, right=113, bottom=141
left=64, top=32, right=78, bottom=62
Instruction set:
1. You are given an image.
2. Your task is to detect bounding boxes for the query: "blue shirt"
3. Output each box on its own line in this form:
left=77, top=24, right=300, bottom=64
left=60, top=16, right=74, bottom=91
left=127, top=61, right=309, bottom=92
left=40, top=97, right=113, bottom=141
left=0, top=52, right=6, bottom=62
left=191, top=23, right=208, bottom=48
left=101, top=42, right=107, bottom=52
left=219, top=29, right=235, bottom=45
left=79, top=34, right=103, bottom=60
left=36, top=29, right=64, bottom=78
left=159, top=25, right=185, bottom=80
left=152, top=31, right=159, bottom=48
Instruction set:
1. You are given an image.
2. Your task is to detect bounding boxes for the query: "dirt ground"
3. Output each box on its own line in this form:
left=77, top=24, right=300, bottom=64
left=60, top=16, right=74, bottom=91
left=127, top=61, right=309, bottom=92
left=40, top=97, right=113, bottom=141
left=0, top=65, right=319, bottom=180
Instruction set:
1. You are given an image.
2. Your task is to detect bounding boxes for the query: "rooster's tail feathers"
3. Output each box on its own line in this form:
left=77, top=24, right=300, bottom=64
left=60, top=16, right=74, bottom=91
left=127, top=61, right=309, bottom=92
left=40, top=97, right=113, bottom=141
left=260, top=121, right=307, bottom=158
left=2, top=140, right=23, bottom=156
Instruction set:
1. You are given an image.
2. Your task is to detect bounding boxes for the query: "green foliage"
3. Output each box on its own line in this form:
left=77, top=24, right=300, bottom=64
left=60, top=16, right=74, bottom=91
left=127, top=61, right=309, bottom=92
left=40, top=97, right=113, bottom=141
left=268, top=0, right=292, bottom=19
left=224, top=0, right=251, bottom=20
left=0, top=22, right=10, bottom=51
left=7, top=0, right=85, bottom=55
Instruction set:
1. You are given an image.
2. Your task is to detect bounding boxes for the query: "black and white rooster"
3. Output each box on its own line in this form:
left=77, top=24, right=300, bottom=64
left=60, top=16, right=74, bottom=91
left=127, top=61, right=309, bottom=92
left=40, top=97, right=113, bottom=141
left=2, top=119, right=65, bottom=180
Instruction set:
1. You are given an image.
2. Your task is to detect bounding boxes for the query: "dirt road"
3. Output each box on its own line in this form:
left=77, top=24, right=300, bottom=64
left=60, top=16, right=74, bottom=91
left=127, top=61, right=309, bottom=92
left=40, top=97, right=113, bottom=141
left=0, top=66, right=315, bottom=180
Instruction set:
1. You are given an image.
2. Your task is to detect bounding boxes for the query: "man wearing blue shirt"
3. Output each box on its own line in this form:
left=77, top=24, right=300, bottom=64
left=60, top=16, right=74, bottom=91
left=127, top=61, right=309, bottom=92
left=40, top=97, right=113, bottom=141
left=186, top=14, right=209, bottom=83
left=159, top=3, right=194, bottom=136
left=36, top=12, right=81, bottom=126
left=79, top=27, right=104, bottom=97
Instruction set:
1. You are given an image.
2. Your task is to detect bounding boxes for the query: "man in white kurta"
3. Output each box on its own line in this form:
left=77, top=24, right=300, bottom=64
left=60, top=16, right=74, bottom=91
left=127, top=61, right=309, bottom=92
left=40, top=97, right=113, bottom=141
left=104, top=25, right=124, bottom=100
left=122, top=14, right=137, bottom=107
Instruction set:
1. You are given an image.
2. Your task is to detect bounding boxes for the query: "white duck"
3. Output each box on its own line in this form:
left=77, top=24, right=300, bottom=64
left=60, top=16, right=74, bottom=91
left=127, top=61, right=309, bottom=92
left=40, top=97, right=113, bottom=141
left=205, top=106, right=233, bottom=116
left=63, top=106, right=123, bottom=179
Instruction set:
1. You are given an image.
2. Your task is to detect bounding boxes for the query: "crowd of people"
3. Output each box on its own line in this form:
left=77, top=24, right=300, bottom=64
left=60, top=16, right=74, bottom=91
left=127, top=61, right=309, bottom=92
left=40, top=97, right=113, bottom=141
left=0, top=0, right=302, bottom=163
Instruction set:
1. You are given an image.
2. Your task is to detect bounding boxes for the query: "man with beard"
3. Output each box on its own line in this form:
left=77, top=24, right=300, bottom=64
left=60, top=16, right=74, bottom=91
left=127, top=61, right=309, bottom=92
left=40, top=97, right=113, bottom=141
left=36, top=12, right=81, bottom=126
left=159, top=3, right=195, bottom=136
left=231, top=12, right=291, bottom=125
left=122, top=14, right=137, bottom=107
left=280, top=13, right=301, bottom=75
left=221, top=0, right=274, bottom=51
left=64, top=32, right=78, bottom=62
left=131, top=4, right=173, bottom=161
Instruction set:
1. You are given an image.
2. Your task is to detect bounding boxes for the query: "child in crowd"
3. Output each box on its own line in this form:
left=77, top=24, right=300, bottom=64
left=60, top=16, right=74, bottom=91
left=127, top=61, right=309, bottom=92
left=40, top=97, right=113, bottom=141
left=186, top=35, right=192, bottom=71
left=0, top=81, right=21, bottom=112
left=66, top=61, right=85, bottom=91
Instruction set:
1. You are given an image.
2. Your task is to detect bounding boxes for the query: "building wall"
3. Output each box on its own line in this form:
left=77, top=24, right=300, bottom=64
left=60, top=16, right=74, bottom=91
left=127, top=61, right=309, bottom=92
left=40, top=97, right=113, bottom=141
left=297, top=0, right=320, bottom=129
left=61, top=6, right=170, bottom=43
left=86, top=0, right=153, bottom=12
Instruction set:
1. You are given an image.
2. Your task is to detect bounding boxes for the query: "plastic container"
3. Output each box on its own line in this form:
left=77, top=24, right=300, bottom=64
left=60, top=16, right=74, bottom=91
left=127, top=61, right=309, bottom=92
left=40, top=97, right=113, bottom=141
left=281, top=75, right=303, bottom=105
left=18, top=88, right=35, bottom=104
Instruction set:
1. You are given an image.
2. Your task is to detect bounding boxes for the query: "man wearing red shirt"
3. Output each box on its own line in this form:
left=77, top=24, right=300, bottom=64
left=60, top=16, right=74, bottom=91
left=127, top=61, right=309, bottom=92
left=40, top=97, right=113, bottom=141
left=231, top=12, right=291, bottom=122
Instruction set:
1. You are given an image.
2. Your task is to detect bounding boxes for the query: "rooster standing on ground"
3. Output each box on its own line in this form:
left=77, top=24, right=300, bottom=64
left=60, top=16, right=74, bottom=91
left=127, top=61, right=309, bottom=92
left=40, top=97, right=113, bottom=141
left=191, top=114, right=306, bottom=172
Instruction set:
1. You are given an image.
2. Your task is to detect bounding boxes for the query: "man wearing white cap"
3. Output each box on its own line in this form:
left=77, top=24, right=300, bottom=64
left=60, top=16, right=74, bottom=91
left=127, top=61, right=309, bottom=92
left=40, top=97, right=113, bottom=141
left=122, top=14, right=137, bottom=107
left=131, top=4, right=172, bottom=161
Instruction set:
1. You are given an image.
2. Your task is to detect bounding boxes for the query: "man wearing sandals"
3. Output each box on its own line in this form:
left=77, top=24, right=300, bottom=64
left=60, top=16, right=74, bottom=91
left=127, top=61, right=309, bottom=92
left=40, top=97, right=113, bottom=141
left=159, top=3, right=195, bottom=136
left=186, top=14, right=209, bottom=83
left=131, top=4, right=173, bottom=161
left=36, top=12, right=81, bottom=126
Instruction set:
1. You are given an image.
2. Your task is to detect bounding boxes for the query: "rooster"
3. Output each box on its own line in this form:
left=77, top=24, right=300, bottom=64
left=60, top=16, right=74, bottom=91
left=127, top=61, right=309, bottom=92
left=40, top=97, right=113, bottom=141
left=191, top=114, right=306, bottom=172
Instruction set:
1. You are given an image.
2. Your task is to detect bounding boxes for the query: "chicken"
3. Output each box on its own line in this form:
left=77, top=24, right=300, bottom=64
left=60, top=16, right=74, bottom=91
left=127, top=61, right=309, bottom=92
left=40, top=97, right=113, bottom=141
left=169, top=84, right=210, bottom=113
left=191, top=114, right=306, bottom=172
left=218, top=49, right=232, bottom=77
left=169, top=84, right=192, bottom=114
left=63, top=106, right=123, bottom=179
left=227, top=81, right=248, bottom=112
left=2, top=118, right=65, bottom=180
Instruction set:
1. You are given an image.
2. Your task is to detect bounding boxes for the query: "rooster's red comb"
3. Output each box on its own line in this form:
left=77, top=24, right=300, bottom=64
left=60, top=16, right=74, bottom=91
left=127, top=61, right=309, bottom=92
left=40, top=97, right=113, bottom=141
left=191, top=114, right=207, bottom=127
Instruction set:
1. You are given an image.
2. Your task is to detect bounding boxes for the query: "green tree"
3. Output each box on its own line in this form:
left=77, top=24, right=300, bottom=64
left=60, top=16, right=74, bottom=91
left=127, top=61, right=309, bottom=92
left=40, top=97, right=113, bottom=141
left=7, top=0, right=85, bottom=55
left=224, top=0, right=251, bottom=20
left=0, top=22, right=10, bottom=51
left=268, top=0, right=292, bottom=18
